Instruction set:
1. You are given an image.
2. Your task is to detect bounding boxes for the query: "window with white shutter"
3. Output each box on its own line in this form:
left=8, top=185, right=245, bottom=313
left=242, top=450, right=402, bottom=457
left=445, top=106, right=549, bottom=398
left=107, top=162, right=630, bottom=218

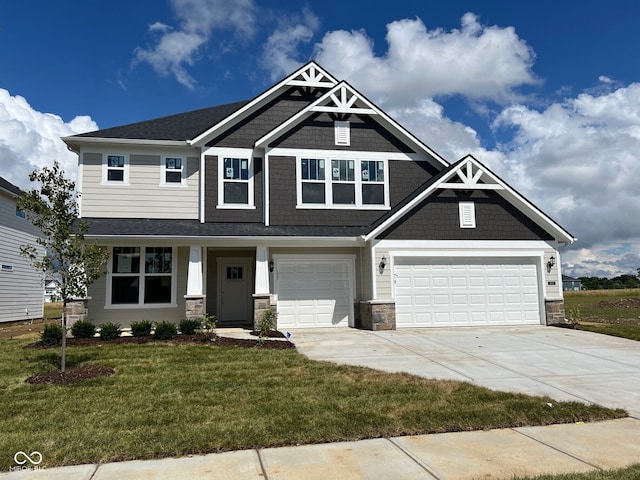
left=459, top=202, right=476, bottom=228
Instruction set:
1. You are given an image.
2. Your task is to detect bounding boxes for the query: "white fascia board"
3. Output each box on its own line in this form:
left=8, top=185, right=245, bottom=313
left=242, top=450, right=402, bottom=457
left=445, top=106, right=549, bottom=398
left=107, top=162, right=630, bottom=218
left=62, top=136, right=189, bottom=153
left=372, top=239, right=556, bottom=250
left=190, top=62, right=338, bottom=147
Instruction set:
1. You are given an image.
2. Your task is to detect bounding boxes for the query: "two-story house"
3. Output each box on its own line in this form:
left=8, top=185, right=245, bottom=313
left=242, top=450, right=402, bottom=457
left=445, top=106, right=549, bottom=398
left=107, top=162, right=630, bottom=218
left=62, top=62, right=574, bottom=330
left=0, top=176, right=45, bottom=323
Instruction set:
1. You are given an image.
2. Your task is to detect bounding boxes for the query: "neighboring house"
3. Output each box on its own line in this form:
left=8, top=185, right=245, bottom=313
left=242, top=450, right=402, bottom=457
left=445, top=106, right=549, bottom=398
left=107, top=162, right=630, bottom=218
left=562, top=275, right=582, bottom=291
left=44, top=277, right=62, bottom=302
left=0, top=177, right=45, bottom=322
left=62, top=62, right=575, bottom=330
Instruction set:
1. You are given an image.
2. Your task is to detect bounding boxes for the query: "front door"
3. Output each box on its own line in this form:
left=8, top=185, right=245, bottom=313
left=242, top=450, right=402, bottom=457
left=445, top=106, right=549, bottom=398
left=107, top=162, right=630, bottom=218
left=217, top=258, right=252, bottom=324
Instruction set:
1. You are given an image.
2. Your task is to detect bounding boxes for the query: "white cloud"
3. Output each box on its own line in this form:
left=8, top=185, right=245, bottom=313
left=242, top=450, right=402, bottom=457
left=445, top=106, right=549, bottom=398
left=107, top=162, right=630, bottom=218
left=277, top=13, right=539, bottom=107
left=261, top=8, right=320, bottom=81
left=134, top=0, right=257, bottom=89
left=0, top=89, right=97, bottom=190
left=494, top=83, right=640, bottom=276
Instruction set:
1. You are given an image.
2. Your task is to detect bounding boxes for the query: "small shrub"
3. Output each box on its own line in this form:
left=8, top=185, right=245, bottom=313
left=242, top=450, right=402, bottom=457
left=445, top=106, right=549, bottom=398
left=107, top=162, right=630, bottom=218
left=131, top=320, right=153, bottom=337
left=41, top=323, right=63, bottom=346
left=257, top=309, right=277, bottom=344
left=154, top=321, right=177, bottom=340
left=71, top=320, right=96, bottom=338
left=179, top=318, right=202, bottom=335
left=99, top=322, right=122, bottom=341
left=566, top=307, right=582, bottom=325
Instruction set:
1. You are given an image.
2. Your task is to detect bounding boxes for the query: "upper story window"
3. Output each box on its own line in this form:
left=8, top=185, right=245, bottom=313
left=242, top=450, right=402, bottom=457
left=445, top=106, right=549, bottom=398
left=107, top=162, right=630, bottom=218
left=361, top=161, right=385, bottom=205
left=335, top=121, right=350, bottom=146
left=15, top=206, right=26, bottom=218
left=216, top=149, right=255, bottom=209
left=296, top=156, right=389, bottom=209
left=301, top=158, right=325, bottom=204
left=331, top=159, right=355, bottom=204
left=103, top=154, right=129, bottom=184
left=459, top=202, right=476, bottom=228
left=162, top=157, right=185, bottom=185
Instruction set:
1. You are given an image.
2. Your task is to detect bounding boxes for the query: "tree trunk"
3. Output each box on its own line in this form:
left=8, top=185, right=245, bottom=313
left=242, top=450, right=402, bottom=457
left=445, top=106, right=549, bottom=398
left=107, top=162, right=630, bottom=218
left=61, top=300, right=67, bottom=373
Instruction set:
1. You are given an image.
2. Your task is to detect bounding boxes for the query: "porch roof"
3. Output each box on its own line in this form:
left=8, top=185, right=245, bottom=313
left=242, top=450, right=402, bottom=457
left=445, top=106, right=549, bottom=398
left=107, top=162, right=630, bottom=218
left=80, top=218, right=367, bottom=239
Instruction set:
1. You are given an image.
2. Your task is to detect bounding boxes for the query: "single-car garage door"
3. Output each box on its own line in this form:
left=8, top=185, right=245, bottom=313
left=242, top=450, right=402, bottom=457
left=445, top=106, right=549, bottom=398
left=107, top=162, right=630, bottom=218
left=395, top=257, right=541, bottom=328
left=276, top=258, right=353, bottom=328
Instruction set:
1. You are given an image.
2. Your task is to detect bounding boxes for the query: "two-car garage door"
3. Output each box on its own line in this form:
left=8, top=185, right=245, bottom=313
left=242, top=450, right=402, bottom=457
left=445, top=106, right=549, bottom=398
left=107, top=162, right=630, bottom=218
left=394, top=257, right=541, bottom=328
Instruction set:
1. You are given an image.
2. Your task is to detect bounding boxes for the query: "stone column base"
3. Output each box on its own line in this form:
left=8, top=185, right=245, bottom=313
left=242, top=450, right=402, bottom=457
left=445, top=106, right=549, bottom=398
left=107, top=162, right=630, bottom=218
left=358, top=301, right=396, bottom=330
left=253, top=294, right=274, bottom=331
left=545, top=299, right=566, bottom=325
left=184, top=295, right=205, bottom=319
left=64, top=298, right=90, bottom=336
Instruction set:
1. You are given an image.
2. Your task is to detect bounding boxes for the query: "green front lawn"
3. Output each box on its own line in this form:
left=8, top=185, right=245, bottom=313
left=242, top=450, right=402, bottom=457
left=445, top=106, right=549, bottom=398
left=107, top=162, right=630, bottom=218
left=0, top=339, right=626, bottom=469
left=564, top=290, right=640, bottom=341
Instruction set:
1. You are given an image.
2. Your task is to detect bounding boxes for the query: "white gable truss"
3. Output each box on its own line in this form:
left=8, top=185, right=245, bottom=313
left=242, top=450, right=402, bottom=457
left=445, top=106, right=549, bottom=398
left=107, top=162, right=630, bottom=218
left=190, top=62, right=338, bottom=147
left=255, top=81, right=448, bottom=168
left=365, top=154, right=576, bottom=243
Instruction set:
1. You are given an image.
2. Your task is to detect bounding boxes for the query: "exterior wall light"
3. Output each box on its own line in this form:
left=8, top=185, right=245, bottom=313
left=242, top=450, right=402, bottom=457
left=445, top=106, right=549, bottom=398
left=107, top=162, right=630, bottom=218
left=379, top=255, right=387, bottom=274
left=269, top=260, right=274, bottom=273
left=546, top=255, right=556, bottom=273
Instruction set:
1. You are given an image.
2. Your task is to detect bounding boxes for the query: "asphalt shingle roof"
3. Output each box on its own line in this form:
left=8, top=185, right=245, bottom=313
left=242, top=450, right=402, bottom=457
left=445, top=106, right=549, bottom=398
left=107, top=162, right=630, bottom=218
left=0, top=176, right=21, bottom=196
left=74, top=100, right=250, bottom=141
left=81, top=218, right=367, bottom=238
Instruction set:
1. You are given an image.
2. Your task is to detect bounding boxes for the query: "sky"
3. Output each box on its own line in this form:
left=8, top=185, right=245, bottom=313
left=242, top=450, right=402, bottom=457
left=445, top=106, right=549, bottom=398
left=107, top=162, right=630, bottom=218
left=1, top=0, right=639, bottom=278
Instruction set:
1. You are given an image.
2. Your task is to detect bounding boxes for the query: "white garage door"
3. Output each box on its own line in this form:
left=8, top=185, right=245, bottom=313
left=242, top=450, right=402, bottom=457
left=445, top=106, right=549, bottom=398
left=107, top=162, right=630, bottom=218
left=395, top=257, right=541, bottom=328
left=276, top=259, right=353, bottom=328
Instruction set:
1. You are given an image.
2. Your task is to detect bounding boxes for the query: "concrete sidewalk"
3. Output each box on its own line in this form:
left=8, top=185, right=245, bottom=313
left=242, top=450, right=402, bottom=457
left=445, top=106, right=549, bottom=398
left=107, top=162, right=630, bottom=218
left=2, top=418, right=639, bottom=479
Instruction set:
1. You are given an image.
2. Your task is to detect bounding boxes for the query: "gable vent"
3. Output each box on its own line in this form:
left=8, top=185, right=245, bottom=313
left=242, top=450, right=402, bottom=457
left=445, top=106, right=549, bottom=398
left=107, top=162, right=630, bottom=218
left=335, top=121, right=350, bottom=146
left=459, top=202, right=476, bottom=228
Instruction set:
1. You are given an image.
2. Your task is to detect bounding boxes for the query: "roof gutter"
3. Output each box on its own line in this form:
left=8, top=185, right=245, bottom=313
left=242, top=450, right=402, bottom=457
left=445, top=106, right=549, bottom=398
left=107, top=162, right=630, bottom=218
left=62, top=136, right=191, bottom=153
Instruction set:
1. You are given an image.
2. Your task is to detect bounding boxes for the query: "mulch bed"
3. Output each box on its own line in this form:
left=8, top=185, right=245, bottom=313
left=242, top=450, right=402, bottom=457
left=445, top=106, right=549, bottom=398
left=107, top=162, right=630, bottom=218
left=26, top=365, right=115, bottom=385
left=23, top=332, right=294, bottom=385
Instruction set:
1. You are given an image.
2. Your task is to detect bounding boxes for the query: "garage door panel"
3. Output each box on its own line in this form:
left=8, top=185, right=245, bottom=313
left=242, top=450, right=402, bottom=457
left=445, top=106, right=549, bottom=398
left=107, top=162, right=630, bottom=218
left=395, top=258, right=540, bottom=328
left=277, top=259, right=353, bottom=328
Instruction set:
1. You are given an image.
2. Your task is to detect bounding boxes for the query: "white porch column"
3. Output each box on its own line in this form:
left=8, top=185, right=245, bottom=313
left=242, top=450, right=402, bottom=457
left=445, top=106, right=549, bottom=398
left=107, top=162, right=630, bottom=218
left=254, top=245, right=270, bottom=295
left=186, top=245, right=204, bottom=296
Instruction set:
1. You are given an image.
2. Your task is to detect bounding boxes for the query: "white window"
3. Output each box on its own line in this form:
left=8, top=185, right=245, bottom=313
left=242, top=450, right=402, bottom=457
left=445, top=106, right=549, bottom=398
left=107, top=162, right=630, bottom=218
left=331, top=159, right=356, bottom=204
left=216, top=149, right=255, bottom=209
left=297, top=156, right=388, bottom=209
left=361, top=161, right=385, bottom=205
left=103, top=154, right=128, bottom=184
left=300, top=158, right=326, bottom=204
left=335, top=121, right=350, bottom=146
left=459, top=202, right=476, bottom=228
left=108, top=247, right=176, bottom=307
left=161, top=157, right=185, bottom=185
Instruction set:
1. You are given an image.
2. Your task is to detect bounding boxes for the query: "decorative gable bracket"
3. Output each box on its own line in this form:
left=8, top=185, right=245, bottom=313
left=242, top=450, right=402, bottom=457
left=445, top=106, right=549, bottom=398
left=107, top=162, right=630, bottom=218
left=439, top=157, right=504, bottom=190
left=310, top=84, right=377, bottom=115
left=286, top=64, right=337, bottom=88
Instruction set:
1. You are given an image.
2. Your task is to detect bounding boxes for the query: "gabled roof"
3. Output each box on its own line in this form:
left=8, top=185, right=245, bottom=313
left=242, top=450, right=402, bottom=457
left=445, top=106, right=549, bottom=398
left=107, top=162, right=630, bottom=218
left=0, top=176, right=21, bottom=196
left=255, top=80, right=449, bottom=169
left=64, top=101, right=249, bottom=151
left=365, top=154, right=576, bottom=244
left=190, top=62, right=338, bottom=146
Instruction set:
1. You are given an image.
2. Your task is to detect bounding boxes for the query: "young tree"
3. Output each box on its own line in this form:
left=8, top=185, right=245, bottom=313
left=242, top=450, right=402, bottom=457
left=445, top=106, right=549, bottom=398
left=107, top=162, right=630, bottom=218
left=17, top=161, right=109, bottom=373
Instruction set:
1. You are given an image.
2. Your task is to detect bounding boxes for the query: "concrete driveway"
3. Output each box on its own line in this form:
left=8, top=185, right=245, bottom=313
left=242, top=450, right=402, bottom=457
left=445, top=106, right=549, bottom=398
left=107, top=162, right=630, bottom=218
left=288, top=326, right=640, bottom=418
